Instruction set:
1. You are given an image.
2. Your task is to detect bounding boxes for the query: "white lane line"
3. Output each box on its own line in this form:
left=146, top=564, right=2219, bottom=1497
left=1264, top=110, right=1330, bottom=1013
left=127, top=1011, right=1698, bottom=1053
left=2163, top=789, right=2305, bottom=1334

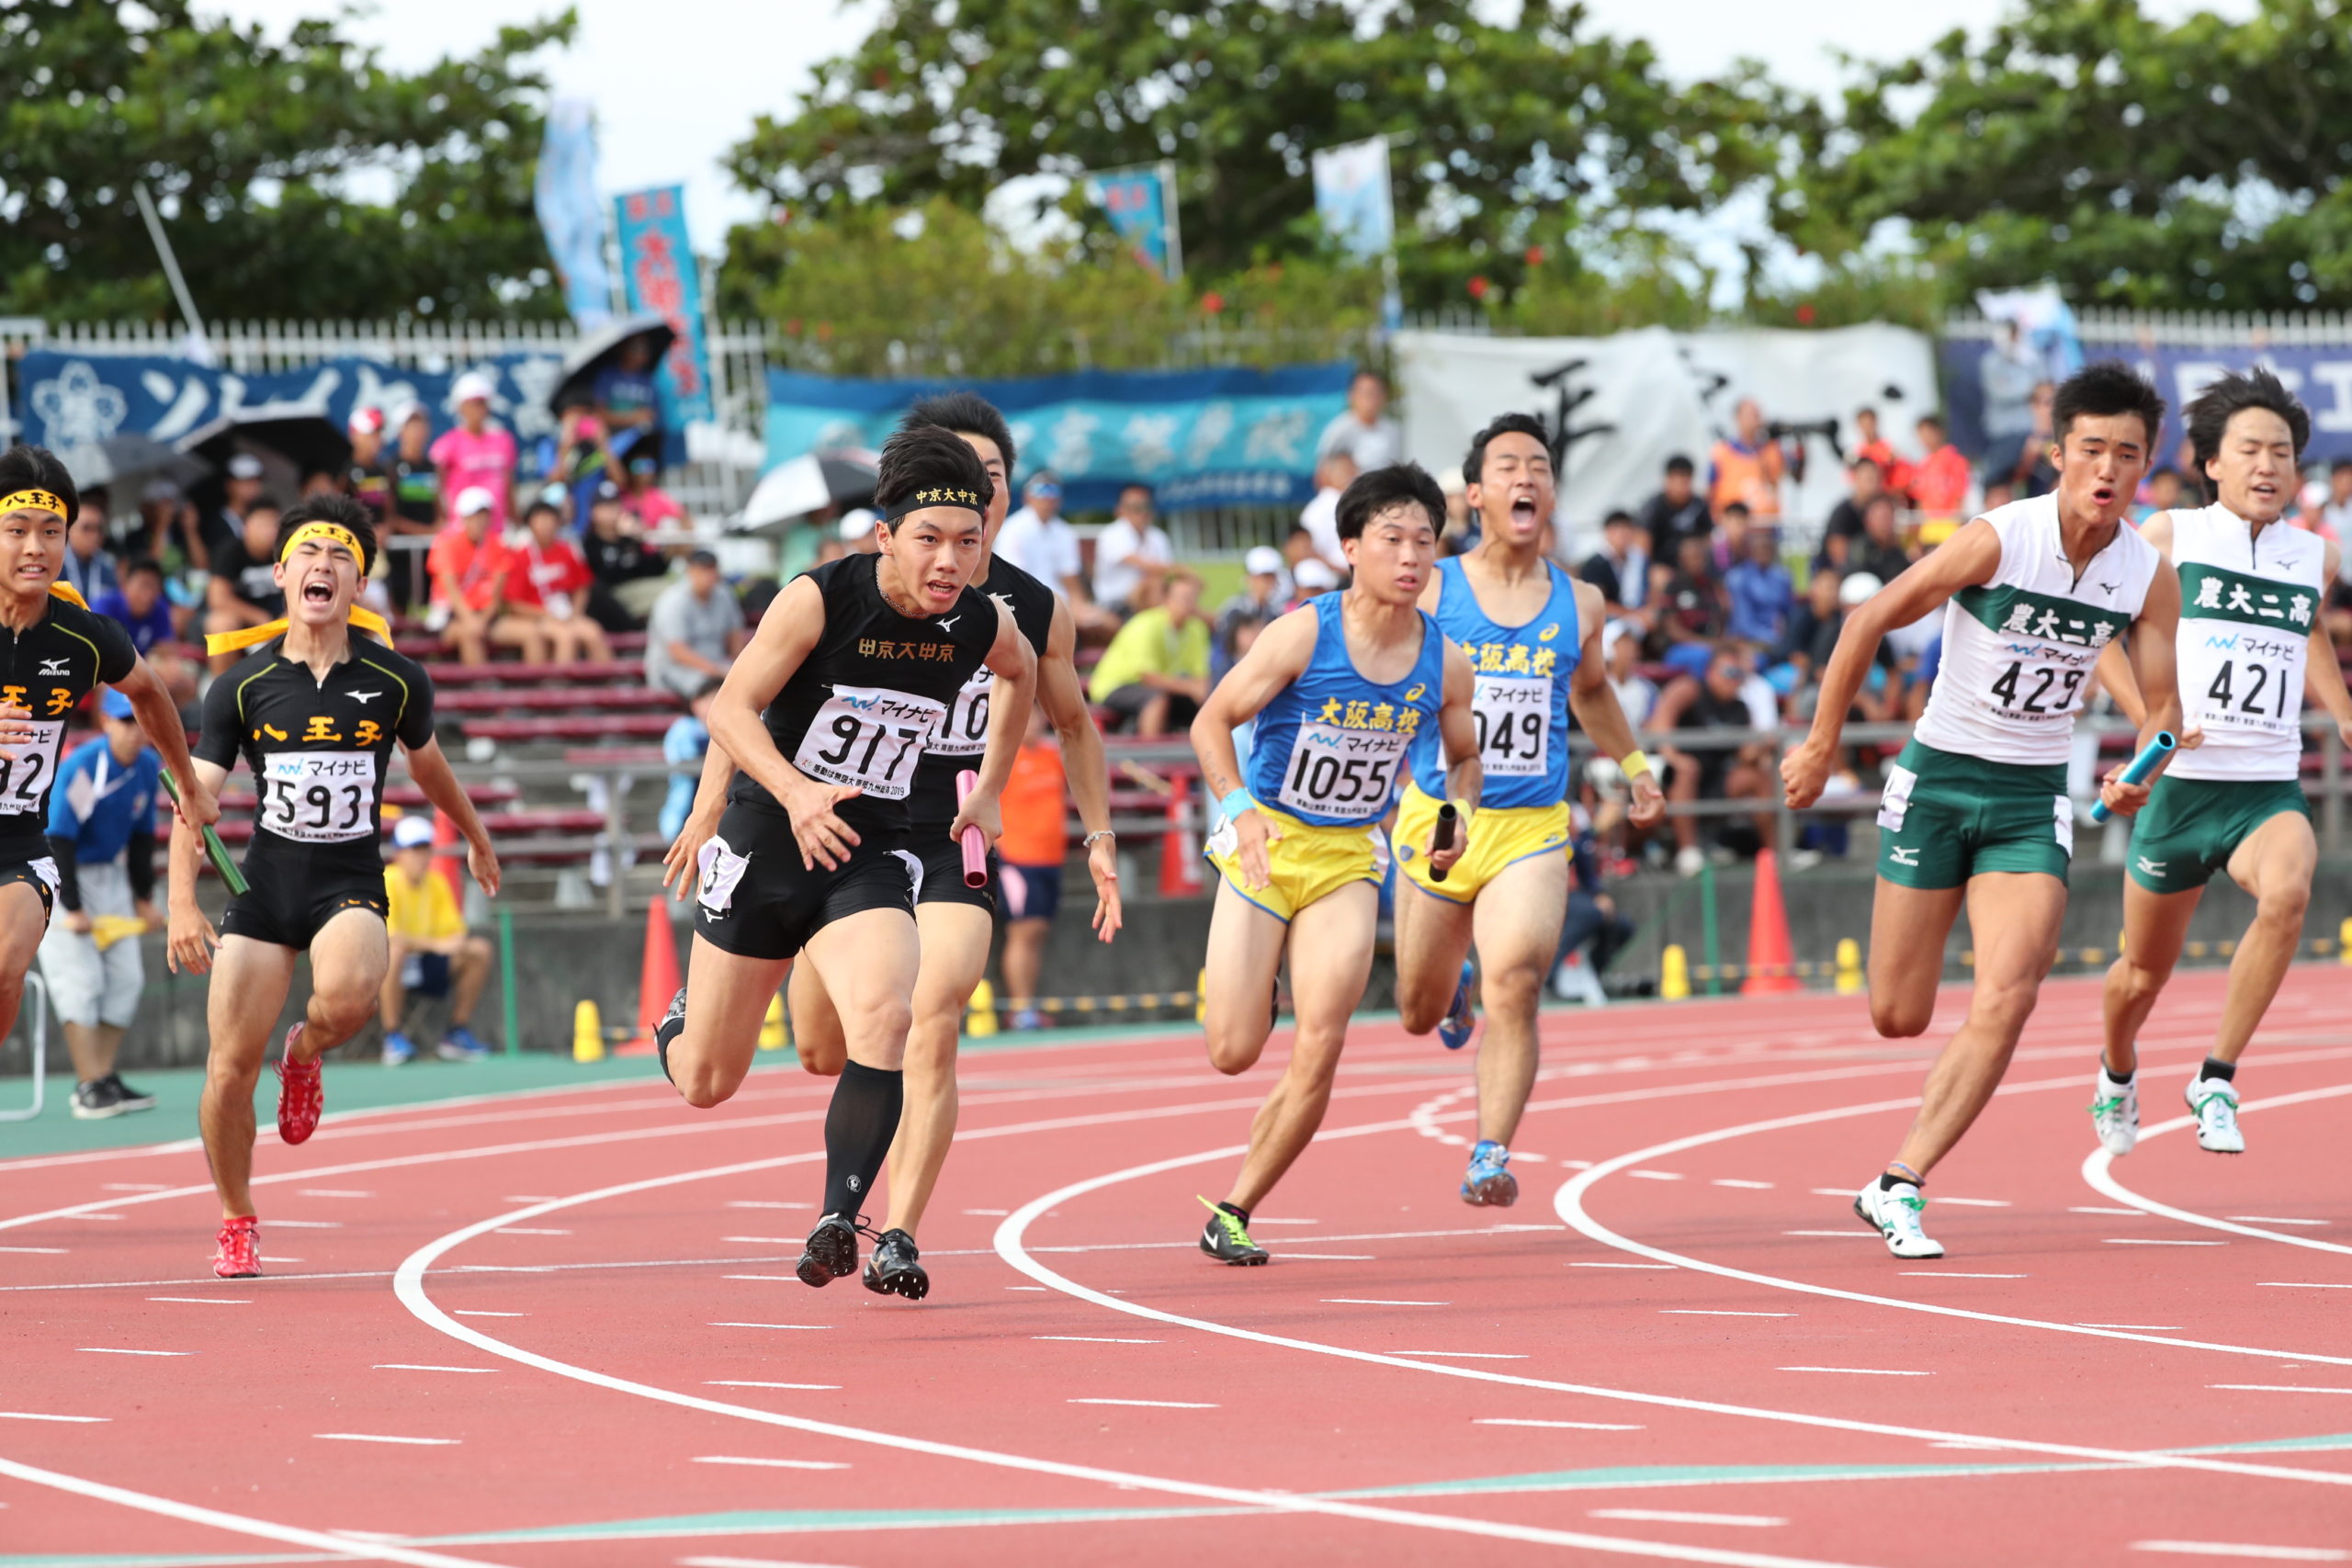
left=0, top=1413, right=107, bottom=1423
left=1007, top=1284, right=1047, bottom=1291
left=2078, top=1324, right=2183, bottom=1331
left=2132, top=1544, right=2350, bottom=1562
left=1779, top=1367, right=1930, bottom=1377
left=2209, top=1385, right=2352, bottom=1395
left=1784, top=1231, right=1877, bottom=1237
left=400, top=1141, right=1889, bottom=1567
left=710, top=1322, right=829, bottom=1331
left=2230, top=1217, right=2328, bottom=1227
left=0, top=1246, right=66, bottom=1254
left=2107, top=1238, right=2227, bottom=1247
left=707, top=1382, right=842, bottom=1391
left=492, top=1227, right=571, bottom=1236
left=1901, top=1271, right=2027, bottom=1279
left=1555, top=1072, right=2352, bottom=1368
left=297, top=1189, right=374, bottom=1198
left=503, top=1195, right=561, bottom=1202
left=1594, top=1509, right=1787, bottom=1528
left=77, top=1348, right=191, bottom=1357
left=1573, top=1261, right=1678, bottom=1269
left=1388, top=1352, right=1530, bottom=1359
left=1475, top=1419, right=1645, bottom=1430
left=1035, top=1336, right=1163, bottom=1344
left=1069, top=1398, right=1219, bottom=1409
left=454, top=1310, right=526, bottom=1317
left=375, top=1365, right=497, bottom=1374
left=1627, top=1170, right=1684, bottom=1181
left=2073, top=1206, right=2149, bottom=1215
left=1664, top=1310, right=1794, bottom=1318
left=962, top=1208, right=1012, bottom=1216
left=1807, top=1188, right=1852, bottom=1198
left=79, top=1213, right=126, bottom=1221
left=0, top=1454, right=507, bottom=1568
left=147, top=1296, right=248, bottom=1305
left=691, top=1456, right=850, bottom=1470
left=314, top=1433, right=462, bottom=1445
left=1713, top=1179, right=1774, bottom=1190
left=2085, top=1084, right=2352, bottom=1256
left=101, top=1182, right=173, bottom=1192
left=1323, top=1298, right=1447, bottom=1306
left=2259, top=1282, right=2352, bottom=1290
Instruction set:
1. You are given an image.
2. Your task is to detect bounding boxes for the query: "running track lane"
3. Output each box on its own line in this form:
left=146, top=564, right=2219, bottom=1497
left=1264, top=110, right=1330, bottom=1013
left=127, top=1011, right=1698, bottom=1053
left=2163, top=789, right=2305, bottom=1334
left=1, top=970, right=2346, bottom=1566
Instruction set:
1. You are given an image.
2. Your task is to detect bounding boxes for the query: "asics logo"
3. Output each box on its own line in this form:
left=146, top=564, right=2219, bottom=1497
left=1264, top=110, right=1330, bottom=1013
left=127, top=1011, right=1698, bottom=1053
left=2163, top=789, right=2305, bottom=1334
left=349, top=691, right=383, bottom=705
left=1888, top=845, right=1920, bottom=866
left=2136, top=855, right=2166, bottom=875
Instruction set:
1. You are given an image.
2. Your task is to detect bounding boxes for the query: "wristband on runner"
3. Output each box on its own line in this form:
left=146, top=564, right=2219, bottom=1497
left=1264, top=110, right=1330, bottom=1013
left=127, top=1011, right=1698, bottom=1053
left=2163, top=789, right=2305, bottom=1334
left=1218, top=787, right=1257, bottom=823
left=1620, top=750, right=1654, bottom=782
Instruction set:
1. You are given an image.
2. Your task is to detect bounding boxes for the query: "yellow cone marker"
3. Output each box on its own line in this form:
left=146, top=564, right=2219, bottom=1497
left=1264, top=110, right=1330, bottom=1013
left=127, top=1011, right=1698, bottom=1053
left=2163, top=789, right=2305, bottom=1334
left=759, top=993, right=787, bottom=1052
left=967, top=977, right=999, bottom=1038
left=1661, top=944, right=1690, bottom=1001
left=1834, top=937, right=1862, bottom=996
left=572, top=998, right=605, bottom=1063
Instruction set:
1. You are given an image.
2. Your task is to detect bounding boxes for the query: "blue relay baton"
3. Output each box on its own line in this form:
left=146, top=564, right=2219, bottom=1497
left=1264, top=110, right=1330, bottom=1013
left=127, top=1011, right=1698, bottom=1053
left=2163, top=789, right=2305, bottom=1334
left=2087, top=730, right=2177, bottom=823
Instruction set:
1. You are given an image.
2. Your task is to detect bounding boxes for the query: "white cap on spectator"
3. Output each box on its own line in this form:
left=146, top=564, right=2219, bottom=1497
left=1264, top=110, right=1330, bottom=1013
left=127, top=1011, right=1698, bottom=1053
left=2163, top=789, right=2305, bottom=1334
left=390, top=815, right=436, bottom=850
left=1244, top=546, right=1283, bottom=577
left=226, top=454, right=266, bottom=480
left=347, top=406, right=385, bottom=436
left=1438, top=464, right=1468, bottom=498
left=1838, top=571, right=1883, bottom=608
left=837, top=508, right=877, bottom=543
left=454, top=485, right=495, bottom=518
left=452, top=371, right=496, bottom=405
left=390, top=399, right=427, bottom=427
left=1294, top=558, right=1341, bottom=591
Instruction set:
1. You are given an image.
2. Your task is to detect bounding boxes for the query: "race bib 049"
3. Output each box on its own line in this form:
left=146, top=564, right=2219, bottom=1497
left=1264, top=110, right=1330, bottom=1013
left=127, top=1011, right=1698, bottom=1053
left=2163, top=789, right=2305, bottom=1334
left=1274, top=721, right=1408, bottom=818
left=0, top=719, right=66, bottom=816
left=259, top=751, right=379, bottom=843
left=1472, top=674, right=1552, bottom=778
left=794, top=684, right=947, bottom=800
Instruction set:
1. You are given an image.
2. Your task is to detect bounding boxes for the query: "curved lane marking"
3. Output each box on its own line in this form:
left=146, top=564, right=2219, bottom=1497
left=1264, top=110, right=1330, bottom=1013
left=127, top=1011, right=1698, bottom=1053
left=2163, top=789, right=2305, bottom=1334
left=2083, top=1082, right=2352, bottom=1256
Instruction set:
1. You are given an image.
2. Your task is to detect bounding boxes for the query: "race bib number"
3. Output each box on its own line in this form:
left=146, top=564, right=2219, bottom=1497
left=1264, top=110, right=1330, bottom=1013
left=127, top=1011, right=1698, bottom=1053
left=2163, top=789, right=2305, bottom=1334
left=794, top=684, right=946, bottom=800
left=2188, top=642, right=2303, bottom=738
left=0, top=720, right=65, bottom=816
left=695, top=835, right=750, bottom=915
left=1876, top=762, right=1917, bottom=832
left=259, top=751, right=379, bottom=843
left=1275, top=722, right=1408, bottom=818
left=1981, top=653, right=2093, bottom=727
left=931, top=667, right=992, bottom=759
left=1472, top=675, right=1552, bottom=778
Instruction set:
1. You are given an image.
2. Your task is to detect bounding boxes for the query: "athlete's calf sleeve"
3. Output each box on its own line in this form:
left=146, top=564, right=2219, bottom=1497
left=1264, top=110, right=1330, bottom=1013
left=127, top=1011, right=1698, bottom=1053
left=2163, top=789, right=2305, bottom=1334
left=821, top=1059, right=905, bottom=1222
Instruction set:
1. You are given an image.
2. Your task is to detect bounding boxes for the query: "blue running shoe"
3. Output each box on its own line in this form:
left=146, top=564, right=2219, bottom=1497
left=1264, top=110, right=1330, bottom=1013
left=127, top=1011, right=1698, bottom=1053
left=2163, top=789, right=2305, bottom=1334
left=436, top=1026, right=492, bottom=1062
left=381, top=1031, right=416, bottom=1067
left=1462, top=1140, right=1518, bottom=1207
left=1438, top=960, right=1476, bottom=1051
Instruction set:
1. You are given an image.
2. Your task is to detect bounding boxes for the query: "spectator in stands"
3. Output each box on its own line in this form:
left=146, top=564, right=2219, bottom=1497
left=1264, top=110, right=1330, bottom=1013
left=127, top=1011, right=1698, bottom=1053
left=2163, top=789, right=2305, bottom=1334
left=1777, top=564, right=1848, bottom=689
left=1724, top=525, right=1792, bottom=649
left=644, top=548, right=744, bottom=702
left=135, top=479, right=201, bottom=576
left=1651, top=531, right=1725, bottom=675
left=1853, top=495, right=1913, bottom=585
left=205, top=453, right=267, bottom=566
left=582, top=482, right=667, bottom=628
left=1578, top=510, right=1652, bottom=627
left=1316, top=367, right=1402, bottom=470
left=431, top=372, right=517, bottom=531
left=1654, top=643, right=1777, bottom=874
left=345, top=407, right=393, bottom=527
left=660, top=679, right=717, bottom=843
left=1978, top=321, right=2041, bottom=478
left=619, top=448, right=685, bottom=533
left=1712, top=500, right=1752, bottom=575
left=1288, top=557, right=1340, bottom=606
left=37, top=690, right=160, bottom=1120
left=593, top=333, right=662, bottom=441
left=1092, top=483, right=1173, bottom=614
left=997, top=704, right=1069, bottom=1031
left=1708, top=400, right=1794, bottom=527
left=1215, top=547, right=1288, bottom=679
left=1639, top=453, right=1711, bottom=561
left=379, top=815, right=495, bottom=1066
left=1298, top=450, right=1356, bottom=573
left=1820, top=457, right=1886, bottom=570
left=380, top=402, right=441, bottom=608
left=1088, top=566, right=1210, bottom=736
left=1601, top=622, right=1657, bottom=728
left=62, top=501, right=118, bottom=604
left=1909, top=413, right=1973, bottom=525
left=997, top=471, right=1079, bottom=594
left=2134, top=466, right=2185, bottom=524
left=1280, top=523, right=1317, bottom=589
left=2008, top=379, right=2060, bottom=497
left=1552, top=813, right=1633, bottom=1003
left=203, top=500, right=287, bottom=671
left=548, top=409, right=616, bottom=533
left=503, top=499, right=612, bottom=665
left=95, top=558, right=178, bottom=656
left=1439, top=465, right=1474, bottom=553
left=1851, top=406, right=1911, bottom=499
left=2323, top=460, right=2352, bottom=540
left=838, top=509, right=880, bottom=555
left=428, top=487, right=529, bottom=667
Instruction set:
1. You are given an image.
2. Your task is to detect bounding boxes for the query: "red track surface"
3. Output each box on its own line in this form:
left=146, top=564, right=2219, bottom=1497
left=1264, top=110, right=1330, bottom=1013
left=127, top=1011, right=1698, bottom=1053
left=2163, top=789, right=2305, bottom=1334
left=4, top=970, right=2350, bottom=1566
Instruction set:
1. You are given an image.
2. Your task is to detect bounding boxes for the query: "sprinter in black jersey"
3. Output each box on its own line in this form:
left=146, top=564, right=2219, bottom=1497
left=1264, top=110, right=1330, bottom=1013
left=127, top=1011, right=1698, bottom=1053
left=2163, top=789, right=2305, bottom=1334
left=768, top=393, right=1122, bottom=1302
left=0, top=444, right=214, bottom=1067
left=167, top=495, right=501, bottom=1280
left=654, top=424, right=1035, bottom=1291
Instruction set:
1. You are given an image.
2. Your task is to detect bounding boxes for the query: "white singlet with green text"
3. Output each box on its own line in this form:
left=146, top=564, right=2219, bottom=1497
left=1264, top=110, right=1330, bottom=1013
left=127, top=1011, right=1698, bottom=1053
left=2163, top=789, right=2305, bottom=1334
left=2167, top=502, right=2324, bottom=782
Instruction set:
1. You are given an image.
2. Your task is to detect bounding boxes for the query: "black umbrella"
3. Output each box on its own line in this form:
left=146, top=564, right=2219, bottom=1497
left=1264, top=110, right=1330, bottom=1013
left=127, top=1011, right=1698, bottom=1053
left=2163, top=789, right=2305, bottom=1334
left=65, top=434, right=209, bottom=495
left=177, top=414, right=351, bottom=510
left=741, top=452, right=880, bottom=529
left=549, top=311, right=677, bottom=414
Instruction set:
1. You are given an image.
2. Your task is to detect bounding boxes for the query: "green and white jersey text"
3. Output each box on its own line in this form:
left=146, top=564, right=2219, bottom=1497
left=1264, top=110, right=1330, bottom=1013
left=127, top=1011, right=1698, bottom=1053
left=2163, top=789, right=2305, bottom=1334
left=2168, top=502, right=2324, bottom=782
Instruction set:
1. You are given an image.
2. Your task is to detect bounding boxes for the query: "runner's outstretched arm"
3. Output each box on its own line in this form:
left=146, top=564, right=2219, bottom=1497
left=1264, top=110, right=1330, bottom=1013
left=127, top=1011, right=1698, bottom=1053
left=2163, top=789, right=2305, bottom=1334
left=113, top=656, right=215, bottom=828
left=164, top=758, right=231, bottom=976
left=1782, top=519, right=2001, bottom=809
left=2101, top=560, right=2182, bottom=819
left=662, top=740, right=739, bottom=897
left=702, top=575, right=856, bottom=872
left=1561, top=580, right=1665, bottom=827
left=1035, top=596, right=1122, bottom=939
left=1425, top=639, right=1480, bottom=875
left=1189, top=606, right=1319, bottom=891
left=948, top=599, right=1036, bottom=850
left=405, top=735, right=503, bottom=897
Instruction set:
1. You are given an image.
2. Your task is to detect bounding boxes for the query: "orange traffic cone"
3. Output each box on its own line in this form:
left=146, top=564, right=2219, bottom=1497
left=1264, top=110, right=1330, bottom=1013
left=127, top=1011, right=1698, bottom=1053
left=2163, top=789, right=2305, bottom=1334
left=1159, top=773, right=1203, bottom=897
left=623, top=895, right=683, bottom=1055
left=1741, top=849, right=1803, bottom=995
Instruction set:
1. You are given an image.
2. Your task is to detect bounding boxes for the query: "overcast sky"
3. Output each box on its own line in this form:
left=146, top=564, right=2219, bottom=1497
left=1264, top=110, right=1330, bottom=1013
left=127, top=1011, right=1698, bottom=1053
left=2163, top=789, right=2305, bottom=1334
left=217, top=0, right=2247, bottom=257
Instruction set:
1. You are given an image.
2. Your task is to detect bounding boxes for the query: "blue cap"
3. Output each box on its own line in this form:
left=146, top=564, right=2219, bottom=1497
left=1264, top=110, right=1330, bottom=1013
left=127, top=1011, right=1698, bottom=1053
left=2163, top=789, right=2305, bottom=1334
left=100, top=689, right=136, bottom=722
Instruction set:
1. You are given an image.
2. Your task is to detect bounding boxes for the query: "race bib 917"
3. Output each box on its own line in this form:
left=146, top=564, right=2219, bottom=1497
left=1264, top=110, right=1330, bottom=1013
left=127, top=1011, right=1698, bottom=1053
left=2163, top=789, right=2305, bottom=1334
left=1275, top=721, right=1408, bottom=818
left=794, top=684, right=947, bottom=800
left=259, top=751, right=379, bottom=843
left=1472, top=675, right=1552, bottom=778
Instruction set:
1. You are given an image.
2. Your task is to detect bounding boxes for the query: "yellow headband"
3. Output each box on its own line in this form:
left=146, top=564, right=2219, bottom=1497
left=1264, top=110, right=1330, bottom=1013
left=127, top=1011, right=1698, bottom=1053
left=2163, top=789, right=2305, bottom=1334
left=0, top=490, right=67, bottom=520
left=279, top=520, right=368, bottom=570
left=206, top=523, right=390, bottom=656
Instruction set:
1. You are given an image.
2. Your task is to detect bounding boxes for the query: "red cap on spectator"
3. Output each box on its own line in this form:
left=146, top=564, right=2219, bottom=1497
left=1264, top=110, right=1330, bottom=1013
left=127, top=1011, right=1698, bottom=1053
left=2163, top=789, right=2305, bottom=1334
left=348, top=406, right=385, bottom=436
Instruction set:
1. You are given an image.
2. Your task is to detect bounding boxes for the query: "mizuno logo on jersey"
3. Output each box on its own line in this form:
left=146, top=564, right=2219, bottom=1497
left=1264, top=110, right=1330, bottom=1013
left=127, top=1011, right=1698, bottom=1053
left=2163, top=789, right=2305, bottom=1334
left=38, top=658, right=68, bottom=676
left=349, top=690, right=383, bottom=705
left=937, top=615, right=961, bottom=632
left=1888, top=845, right=1920, bottom=866
left=2137, top=856, right=2166, bottom=876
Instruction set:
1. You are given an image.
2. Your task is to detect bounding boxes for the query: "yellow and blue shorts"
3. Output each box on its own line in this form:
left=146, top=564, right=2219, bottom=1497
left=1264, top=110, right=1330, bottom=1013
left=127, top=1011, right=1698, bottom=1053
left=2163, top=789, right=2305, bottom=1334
left=1204, top=804, right=1390, bottom=923
left=1392, top=782, right=1569, bottom=904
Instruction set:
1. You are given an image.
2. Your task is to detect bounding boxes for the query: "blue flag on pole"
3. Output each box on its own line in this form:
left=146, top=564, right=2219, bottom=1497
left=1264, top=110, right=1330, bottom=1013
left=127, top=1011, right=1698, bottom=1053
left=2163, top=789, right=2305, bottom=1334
left=1082, top=164, right=1180, bottom=281
left=614, top=185, right=716, bottom=436
left=534, top=99, right=613, bottom=330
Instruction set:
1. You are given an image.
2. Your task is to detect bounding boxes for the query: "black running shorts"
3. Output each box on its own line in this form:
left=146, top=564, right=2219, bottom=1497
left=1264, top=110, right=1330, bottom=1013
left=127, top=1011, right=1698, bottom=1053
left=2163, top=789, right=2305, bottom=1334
left=0, top=857, right=59, bottom=924
left=910, top=826, right=996, bottom=914
left=221, top=861, right=389, bottom=951
left=692, top=800, right=921, bottom=962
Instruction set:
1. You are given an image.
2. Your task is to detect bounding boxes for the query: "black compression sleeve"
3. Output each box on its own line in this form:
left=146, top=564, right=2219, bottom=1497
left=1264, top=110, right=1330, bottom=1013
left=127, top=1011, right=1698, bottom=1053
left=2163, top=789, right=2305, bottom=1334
left=127, top=829, right=155, bottom=905
left=44, top=836, right=81, bottom=912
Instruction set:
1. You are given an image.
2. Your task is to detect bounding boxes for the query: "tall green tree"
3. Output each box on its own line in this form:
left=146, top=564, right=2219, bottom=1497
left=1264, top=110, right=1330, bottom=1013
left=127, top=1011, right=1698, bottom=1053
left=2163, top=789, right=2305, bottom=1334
left=725, top=0, right=1793, bottom=311
left=0, top=1, right=574, bottom=321
left=1791, top=0, right=2352, bottom=310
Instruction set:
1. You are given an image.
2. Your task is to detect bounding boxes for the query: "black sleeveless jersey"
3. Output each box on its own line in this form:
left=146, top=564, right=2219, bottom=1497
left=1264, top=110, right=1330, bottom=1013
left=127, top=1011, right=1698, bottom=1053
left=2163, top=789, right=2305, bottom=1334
left=730, top=553, right=999, bottom=838
left=194, top=636, right=435, bottom=882
left=908, top=556, right=1057, bottom=829
left=0, top=597, right=138, bottom=862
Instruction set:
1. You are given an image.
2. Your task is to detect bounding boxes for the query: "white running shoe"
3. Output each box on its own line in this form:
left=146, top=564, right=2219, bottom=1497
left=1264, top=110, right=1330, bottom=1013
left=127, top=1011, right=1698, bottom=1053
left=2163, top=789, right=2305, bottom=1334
left=1854, top=1179, right=1944, bottom=1258
left=2089, top=1071, right=2139, bottom=1156
left=2185, top=1075, right=2245, bottom=1154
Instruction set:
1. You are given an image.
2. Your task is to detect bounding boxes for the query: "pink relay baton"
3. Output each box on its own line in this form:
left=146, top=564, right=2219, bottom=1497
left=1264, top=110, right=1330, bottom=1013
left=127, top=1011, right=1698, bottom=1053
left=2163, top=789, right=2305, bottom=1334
left=955, top=769, right=989, bottom=888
